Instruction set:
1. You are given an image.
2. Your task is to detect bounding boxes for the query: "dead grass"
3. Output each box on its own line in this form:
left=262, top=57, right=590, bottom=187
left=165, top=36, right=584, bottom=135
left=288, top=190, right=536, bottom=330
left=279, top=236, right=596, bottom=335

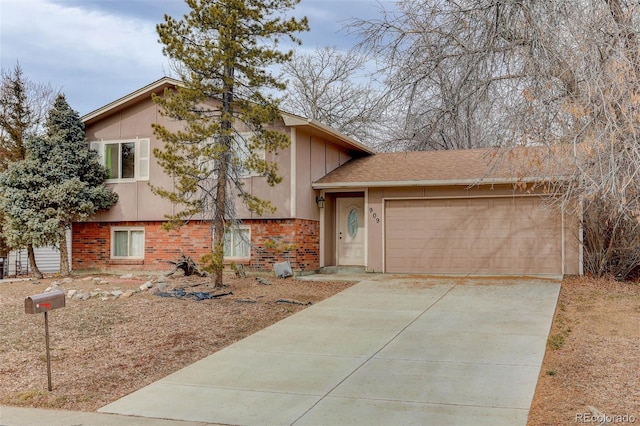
left=0, top=273, right=354, bottom=411
left=527, top=275, right=640, bottom=425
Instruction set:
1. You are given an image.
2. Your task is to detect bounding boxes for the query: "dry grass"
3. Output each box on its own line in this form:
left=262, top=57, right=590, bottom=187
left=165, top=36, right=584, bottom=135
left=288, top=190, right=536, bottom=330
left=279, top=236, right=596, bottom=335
left=527, top=275, right=640, bottom=425
left=0, top=273, right=354, bottom=411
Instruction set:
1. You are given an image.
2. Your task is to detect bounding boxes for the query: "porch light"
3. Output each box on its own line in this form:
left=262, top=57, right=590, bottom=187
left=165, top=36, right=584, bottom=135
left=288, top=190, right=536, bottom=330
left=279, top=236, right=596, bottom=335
left=315, top=196, right=325, bottom=208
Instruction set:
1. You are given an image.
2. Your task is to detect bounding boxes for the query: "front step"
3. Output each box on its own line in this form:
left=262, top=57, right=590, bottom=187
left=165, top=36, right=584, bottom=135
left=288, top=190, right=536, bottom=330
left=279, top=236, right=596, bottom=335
left=318, top=266, right=366, bottom=274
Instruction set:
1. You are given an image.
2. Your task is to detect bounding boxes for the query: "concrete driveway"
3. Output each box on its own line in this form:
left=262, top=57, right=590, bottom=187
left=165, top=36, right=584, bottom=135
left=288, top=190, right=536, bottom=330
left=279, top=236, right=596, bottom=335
left=99, top=275, right=560, bottom=426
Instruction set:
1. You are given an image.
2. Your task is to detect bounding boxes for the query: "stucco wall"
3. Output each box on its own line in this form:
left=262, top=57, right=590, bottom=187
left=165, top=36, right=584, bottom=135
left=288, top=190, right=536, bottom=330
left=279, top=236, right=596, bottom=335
left=85, top=97, right=298, bottom=222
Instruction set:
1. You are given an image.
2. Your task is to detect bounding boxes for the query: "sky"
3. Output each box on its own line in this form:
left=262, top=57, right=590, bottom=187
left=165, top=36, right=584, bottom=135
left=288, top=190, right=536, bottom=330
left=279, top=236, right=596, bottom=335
left=0, top=0, right=391, bottom=117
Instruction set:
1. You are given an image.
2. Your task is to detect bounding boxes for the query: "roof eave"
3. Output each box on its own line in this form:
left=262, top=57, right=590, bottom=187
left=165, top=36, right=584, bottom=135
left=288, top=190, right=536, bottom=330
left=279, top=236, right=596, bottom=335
left=281, top=112, right=375, bottom=155
left=312, top=176, right=562, bottom=190
left=81, top=77, right=182, bottom=125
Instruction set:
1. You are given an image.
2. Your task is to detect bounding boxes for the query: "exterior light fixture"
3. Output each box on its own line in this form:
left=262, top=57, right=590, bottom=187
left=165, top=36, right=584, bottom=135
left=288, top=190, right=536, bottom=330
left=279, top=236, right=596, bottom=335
left=315, top=196, right=325, bottom=208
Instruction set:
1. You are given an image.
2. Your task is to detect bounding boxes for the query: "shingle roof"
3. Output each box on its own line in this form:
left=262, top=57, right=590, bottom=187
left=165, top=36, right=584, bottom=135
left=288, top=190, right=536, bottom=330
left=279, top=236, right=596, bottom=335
left=313, top=147, right=566, bottom=188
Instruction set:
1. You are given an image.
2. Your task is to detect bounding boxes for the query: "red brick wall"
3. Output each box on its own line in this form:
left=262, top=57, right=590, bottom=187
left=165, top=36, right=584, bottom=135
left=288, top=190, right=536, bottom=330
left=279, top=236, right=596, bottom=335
left=249, top=219, right=319, bottom=272
left=72, top=219, right=319, bottom=273
left=72, top=221, right=211, bottom=272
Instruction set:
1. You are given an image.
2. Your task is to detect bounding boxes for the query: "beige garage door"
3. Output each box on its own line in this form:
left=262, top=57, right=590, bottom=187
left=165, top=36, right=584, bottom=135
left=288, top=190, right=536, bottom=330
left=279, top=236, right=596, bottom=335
left=385, top=197, right=562, bottom=275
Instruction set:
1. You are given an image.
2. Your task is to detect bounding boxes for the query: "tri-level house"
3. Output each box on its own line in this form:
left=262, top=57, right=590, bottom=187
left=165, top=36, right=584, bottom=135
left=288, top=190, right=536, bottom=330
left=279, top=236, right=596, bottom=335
left=74, top=78, right=582, bottom=277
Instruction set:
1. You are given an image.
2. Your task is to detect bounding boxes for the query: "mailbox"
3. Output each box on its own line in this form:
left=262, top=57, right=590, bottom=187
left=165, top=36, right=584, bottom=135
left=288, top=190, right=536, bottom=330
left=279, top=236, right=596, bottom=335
left=25, top=290, right=66, bottom=314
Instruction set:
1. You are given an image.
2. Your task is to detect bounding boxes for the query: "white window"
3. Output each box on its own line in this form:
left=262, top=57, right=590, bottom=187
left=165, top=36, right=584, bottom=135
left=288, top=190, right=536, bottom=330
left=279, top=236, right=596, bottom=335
left=90, top=139, right=150, bottom=182
left=111, top=227, right=145, bottom=259
left=223, top=226, right=251, bottom=259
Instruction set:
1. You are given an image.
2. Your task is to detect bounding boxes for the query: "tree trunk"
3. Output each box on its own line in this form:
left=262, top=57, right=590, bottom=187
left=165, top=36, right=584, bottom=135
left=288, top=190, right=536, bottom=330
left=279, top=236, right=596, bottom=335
left=210, top=60, right=236, bottom=289
left=58, top=227, right=70, bottom=276
left=27, top=243, right=43, bottom=279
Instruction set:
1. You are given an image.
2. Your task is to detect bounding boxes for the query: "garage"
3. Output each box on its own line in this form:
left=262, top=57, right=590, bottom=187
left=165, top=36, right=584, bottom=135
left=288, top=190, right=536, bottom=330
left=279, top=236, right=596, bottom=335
left=384, top=197, right=563, bottom=275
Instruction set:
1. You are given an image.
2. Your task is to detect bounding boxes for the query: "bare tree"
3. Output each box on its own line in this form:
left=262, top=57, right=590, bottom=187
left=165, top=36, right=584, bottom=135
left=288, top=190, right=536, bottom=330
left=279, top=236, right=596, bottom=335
left=353, top=1, right=640, bottom=278
left=281, top=46, right=388, bottom=145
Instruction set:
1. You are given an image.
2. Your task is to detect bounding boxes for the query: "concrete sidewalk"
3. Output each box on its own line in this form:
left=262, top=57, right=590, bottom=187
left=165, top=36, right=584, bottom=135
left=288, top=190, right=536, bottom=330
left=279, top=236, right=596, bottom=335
left=0, top=405, right=213, bottom=426
left=93, top=276, right=560, bottom=426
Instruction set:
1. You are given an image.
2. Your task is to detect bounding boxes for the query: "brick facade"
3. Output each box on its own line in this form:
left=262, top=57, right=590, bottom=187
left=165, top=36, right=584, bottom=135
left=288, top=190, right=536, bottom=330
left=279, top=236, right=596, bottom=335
left=72, top=219, right=319, bottom=273
left=248, top=219, right=319, bottom=272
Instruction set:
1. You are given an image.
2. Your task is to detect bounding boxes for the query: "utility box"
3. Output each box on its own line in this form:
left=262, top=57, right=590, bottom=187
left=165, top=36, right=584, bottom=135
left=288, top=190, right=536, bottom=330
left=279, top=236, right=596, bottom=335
left=25, top=290, right=66, bottom=314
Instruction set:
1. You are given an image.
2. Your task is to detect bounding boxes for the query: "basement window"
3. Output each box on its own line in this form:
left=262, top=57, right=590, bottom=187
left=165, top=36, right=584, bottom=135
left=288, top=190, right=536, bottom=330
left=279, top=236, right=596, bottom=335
left=111, top=227, right=145, bottom=259
left=223, top=226, right=251, bottom=259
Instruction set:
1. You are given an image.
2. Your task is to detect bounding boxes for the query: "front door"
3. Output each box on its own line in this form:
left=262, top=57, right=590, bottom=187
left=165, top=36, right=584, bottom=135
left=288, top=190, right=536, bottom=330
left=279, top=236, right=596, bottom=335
left=336, top=197, right=365, bottom=266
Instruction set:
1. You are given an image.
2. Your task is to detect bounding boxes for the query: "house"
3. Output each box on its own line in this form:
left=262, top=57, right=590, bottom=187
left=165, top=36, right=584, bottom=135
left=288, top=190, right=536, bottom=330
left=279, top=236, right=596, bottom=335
left=73, top=78, right=581, bottom=276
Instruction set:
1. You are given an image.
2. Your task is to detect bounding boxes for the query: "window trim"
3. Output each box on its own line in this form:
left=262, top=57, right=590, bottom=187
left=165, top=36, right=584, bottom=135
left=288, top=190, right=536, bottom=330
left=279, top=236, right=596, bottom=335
left=223, top=225, right=251, bottom=260
left=90, top=138, right=150, bottom=183
left=111, top=227, right=145, bottom=260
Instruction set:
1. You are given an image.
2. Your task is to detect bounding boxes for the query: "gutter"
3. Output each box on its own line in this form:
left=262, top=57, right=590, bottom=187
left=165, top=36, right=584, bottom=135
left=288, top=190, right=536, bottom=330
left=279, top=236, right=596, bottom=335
left=312, top=176, right=564, bottom=189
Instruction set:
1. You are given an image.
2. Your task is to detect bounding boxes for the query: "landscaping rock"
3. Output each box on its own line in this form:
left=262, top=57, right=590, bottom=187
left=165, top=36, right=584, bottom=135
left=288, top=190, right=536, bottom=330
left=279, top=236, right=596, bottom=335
left=67, top=289, right=78, bottom=298
left=120, top=273, right=134, bottom=279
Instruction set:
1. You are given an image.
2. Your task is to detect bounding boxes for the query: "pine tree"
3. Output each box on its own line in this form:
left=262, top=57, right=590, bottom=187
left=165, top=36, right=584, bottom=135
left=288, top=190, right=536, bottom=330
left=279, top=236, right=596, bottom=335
left=153, top=0, right=308, bottom=287
left=0, top=95, right=118, bottom=276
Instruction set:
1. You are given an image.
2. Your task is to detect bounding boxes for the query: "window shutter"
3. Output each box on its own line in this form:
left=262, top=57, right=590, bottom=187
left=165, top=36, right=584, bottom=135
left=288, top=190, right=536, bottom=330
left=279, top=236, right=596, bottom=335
left=137, top=139, right=149, bottom=180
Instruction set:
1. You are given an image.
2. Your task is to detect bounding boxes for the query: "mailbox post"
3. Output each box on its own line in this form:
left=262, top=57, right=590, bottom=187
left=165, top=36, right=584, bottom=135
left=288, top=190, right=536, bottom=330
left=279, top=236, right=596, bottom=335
left=25, top=290, right=65, bottom=391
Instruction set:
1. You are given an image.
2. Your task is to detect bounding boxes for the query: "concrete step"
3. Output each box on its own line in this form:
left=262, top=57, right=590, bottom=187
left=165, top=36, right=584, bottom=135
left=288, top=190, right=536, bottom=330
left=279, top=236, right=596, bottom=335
left=318, top=266, right=366, bottom=274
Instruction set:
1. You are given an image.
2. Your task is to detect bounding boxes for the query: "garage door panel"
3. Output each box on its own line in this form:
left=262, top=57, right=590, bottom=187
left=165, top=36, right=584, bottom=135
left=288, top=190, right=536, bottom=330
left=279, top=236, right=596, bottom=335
left=385, top=197, right=562, bottom=275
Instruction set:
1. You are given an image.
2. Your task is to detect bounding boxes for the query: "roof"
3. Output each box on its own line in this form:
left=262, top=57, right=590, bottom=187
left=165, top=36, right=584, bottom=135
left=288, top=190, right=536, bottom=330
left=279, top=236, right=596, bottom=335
left=313, top=146, right=569, bottom=189
left=81, top=77, right=373, bottom=155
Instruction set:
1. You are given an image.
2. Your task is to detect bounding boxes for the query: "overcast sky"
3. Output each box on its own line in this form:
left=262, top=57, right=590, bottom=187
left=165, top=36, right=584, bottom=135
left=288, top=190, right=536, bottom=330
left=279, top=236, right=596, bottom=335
left=0, top=0, right=390, bottom=116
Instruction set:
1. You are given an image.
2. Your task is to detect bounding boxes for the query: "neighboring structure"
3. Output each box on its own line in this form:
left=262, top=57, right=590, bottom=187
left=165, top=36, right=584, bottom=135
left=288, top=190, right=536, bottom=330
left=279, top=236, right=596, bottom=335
left=74, top=78, right=582, bottom=276
left=3, top=231, right=72, bottom=277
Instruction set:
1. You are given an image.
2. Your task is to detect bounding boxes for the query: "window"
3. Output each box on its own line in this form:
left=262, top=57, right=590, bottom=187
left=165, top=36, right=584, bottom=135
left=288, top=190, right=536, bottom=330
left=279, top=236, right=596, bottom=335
left=90, top=139, right=149, bottom=181
left=223, top=226, right=251, bottom=259
left=111, top=227, right=145, bottom=259
left=233, top=132, right=265, bottom=177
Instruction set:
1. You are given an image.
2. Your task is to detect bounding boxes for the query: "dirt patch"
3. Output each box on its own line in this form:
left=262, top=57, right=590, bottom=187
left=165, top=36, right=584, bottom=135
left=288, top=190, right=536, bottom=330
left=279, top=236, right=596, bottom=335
left=528, top=276, right=640, bottom=425
left=0, top=273, right=354, bottom=411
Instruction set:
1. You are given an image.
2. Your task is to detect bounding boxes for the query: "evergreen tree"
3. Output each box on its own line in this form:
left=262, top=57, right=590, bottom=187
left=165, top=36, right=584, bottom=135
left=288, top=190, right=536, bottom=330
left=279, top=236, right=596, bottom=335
left=0, top=64, right=54, bottom=276
left=154, top=0, right=308, bottom=287
left=0, top=95, right=118, bottom=276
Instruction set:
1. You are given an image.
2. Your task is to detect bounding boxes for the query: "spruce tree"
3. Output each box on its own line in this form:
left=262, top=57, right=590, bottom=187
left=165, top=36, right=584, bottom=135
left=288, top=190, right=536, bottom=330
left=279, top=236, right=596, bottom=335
left=153, top=0, right=308, bottom=287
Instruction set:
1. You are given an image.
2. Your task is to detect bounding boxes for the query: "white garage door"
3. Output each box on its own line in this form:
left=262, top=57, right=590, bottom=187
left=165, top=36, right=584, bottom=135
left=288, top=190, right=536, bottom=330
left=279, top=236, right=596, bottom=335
left=385, top=197, right=562, bottom=275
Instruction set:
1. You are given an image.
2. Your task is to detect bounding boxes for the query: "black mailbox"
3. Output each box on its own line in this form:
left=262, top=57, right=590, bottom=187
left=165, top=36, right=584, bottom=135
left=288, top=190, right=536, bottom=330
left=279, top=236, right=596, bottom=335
left=25, top=290, right=66, bottom=314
